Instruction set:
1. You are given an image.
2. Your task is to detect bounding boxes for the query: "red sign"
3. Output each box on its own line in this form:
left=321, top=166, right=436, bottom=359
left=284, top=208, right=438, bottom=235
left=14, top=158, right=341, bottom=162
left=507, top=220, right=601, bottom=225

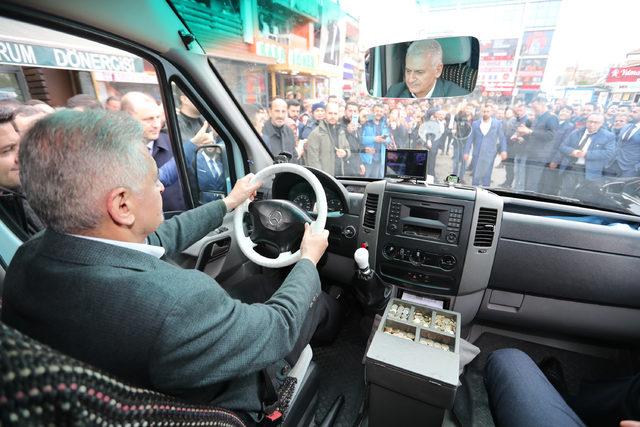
left=606, top=66, right=640, bottom=83
left=516, top=58, right=547, bottom=90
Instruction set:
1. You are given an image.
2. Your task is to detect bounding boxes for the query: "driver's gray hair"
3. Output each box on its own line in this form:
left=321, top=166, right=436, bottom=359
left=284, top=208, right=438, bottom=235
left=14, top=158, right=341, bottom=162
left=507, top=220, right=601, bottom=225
left=19, top=109, right=148, bottom=233
left=406, top=39, right=443, bottom=67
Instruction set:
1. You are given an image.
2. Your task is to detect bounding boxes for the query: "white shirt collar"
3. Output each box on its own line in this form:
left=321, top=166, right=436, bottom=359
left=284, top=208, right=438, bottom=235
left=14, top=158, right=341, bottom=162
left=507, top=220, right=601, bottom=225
left=71, top=234, right=166, bottom=259
left=410, top=81, right=436, bottom=99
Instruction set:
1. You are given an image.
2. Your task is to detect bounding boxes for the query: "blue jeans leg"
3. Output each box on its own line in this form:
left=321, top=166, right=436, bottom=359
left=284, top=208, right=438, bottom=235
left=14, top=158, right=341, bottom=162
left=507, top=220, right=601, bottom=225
left=484, top=349, right=585, bottom=427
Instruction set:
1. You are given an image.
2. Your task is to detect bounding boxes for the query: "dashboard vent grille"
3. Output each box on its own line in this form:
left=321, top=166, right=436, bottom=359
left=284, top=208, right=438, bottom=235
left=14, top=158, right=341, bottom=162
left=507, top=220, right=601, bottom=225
left=362, top=194, right=379, bottom=229
left=473, top=208, right=498, bottom=247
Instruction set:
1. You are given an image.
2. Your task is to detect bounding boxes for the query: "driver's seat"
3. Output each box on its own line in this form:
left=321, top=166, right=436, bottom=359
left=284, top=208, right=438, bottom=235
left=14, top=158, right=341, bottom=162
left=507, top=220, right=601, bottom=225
left=0, top=322, right=320, bottom=426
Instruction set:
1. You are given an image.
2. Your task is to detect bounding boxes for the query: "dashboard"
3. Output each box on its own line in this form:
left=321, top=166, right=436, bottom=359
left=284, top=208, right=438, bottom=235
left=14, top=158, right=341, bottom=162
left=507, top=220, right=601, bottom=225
left=271, top=169, right=350, bottom=216
left=288, top=181, right=344, bottom=213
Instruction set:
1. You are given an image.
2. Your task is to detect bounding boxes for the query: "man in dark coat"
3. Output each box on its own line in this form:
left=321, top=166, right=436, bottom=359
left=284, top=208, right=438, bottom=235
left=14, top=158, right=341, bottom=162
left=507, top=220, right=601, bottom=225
left=122, top=91, right=186, bottom=212
left=340, top=101, right=364, bottom=176
left=518, top=98, right=558, bottom=192
left=262, top=98, right=296, bottom=159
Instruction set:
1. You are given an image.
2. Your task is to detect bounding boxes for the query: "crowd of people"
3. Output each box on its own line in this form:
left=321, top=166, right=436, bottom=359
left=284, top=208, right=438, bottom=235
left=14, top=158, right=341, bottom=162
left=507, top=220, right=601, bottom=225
left=250, top=93, right=640, bottom=205
left=2, top=88, right=640, bottom=240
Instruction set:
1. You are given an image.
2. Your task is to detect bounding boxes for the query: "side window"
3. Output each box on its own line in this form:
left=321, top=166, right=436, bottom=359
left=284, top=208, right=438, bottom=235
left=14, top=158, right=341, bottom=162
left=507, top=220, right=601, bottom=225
left=170, top=82, right=230, bottom=207
left=0, top=16, right=211, bottom=220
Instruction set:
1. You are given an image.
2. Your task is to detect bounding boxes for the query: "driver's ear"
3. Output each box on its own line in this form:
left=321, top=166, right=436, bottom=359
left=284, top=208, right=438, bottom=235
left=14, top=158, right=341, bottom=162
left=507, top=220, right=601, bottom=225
left=435, top=63, right=443, bottom=78
left=106, top=186, right=136, bottom=227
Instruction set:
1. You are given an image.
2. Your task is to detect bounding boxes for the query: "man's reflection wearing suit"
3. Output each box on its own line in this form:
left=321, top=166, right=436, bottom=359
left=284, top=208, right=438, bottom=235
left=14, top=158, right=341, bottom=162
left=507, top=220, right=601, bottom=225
left=385, top=39, right=468, bottom=99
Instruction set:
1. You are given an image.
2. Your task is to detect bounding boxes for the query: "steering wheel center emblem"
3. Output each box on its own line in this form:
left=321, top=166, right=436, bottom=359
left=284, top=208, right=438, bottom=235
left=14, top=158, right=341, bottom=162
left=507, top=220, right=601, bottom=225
left=268, top=210, right=283, bottom=227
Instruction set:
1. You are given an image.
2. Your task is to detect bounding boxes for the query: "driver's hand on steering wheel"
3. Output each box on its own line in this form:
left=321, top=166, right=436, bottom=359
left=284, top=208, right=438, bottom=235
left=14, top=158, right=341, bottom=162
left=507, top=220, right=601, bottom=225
left=223, top=174, right=262, bottom=211
left=300, top=223, right=329, bottom=266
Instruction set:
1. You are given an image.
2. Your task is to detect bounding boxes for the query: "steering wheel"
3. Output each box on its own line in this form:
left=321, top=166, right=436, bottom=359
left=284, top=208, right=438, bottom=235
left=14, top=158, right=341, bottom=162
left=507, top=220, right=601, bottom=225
left=233, top=163, right=327, bottom=268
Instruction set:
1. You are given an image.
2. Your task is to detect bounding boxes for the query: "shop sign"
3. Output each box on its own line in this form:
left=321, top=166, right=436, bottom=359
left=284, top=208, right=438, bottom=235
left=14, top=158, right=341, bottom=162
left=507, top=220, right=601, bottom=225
left=288, top=49, right=316, bottom=69
left=255, top=41, right=286, bottom=64
left=606, top=66, right=640, bottom=83
left=0, top=39, right=144, bottom=72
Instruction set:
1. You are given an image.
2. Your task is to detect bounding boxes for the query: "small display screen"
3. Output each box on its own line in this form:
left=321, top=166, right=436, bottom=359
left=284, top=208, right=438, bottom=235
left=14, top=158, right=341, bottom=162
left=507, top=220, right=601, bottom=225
left=384, top=149, right=428, bottom=180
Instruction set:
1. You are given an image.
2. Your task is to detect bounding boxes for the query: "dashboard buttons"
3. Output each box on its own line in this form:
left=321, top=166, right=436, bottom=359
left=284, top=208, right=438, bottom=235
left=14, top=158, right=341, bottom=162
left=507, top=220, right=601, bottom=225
left=441, top=255, right=457, bottom=269
left=409, top=249, right=425, bottom=265
left=383, top=244, right=397, bottom=258
left=342, top=225, right=356, bottom=239
left=446, top=232, right=458, bottom=244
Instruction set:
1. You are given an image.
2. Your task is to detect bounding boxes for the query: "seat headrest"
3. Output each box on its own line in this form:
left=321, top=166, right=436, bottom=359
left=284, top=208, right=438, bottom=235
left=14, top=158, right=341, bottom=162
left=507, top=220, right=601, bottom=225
left=438, top=37, right=472, bottom=65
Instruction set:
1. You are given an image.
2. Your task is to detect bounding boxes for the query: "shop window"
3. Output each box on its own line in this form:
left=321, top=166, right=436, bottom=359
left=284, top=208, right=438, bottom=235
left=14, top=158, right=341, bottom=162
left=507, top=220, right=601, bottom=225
left=0, top=66, right=28, bottom=101
left=171, top=82, right=230, bottom=206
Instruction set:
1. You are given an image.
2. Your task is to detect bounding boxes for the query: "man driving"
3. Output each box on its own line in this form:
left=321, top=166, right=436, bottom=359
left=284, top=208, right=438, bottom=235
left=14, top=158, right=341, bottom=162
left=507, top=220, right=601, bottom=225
left=1, top=109, right=336, bottom=418
left=386, top=39, right=468, bottom=99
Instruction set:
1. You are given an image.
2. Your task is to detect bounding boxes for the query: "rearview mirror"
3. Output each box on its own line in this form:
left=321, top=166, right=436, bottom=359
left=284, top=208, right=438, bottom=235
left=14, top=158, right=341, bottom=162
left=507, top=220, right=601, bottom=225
left=193, top=144, right=228, bottom=205
left=366, top=36, right=479, bottom=99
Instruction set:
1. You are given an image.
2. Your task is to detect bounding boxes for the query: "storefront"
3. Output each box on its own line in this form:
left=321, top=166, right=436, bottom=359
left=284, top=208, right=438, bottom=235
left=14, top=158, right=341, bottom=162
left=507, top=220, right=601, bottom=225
left=0, top=16, right=159, bottom=106
left=606, top=66, right=640, bottom=105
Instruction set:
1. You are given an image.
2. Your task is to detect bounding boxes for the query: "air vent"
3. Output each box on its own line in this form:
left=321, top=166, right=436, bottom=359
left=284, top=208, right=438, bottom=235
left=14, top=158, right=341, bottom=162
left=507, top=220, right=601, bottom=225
left=362, top=193, right=379, bottom=229
left=473, top=208, right=498, bottom=247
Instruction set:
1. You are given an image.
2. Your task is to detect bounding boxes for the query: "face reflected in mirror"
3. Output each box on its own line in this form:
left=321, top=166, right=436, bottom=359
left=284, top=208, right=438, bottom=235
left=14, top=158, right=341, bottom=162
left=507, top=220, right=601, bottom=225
left=404, top=40, right=444, bottom=98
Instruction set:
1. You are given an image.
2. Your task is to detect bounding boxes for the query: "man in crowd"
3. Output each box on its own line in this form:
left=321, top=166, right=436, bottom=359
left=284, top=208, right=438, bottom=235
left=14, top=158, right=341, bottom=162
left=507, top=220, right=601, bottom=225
left=501, top=103, right=531, bottom=188
left=463, top=104, right=507, bottom=186
left=451, top=105, right=473, bottom=180
left=299, top=102, right=325, bottom=140
left=428, top=110, right=448, bottom=179
left=605, top=105, right=618, bottom=129
left=361, top=104, right=391, bottom=178
left=386, top=39, right=468, bottom=99
left=518, top=97, right=558, bottom=192
left=610, top=114, right=629, bottom=138
left=121, top=91, right=185, bottom=212
left=287, top=99, right=301, bottom=124
left=305, top=102, right=350, bottom=175
left=573, top=102, right=595, bottom=129
left=261, top=98, right=296, bottom=160
left=105, top=96, right=122, bottom=111
left=176, top=90, right=206, bottom=141
left=0, top=108, right=44, bottom=238
left=341, top=101, right=364, bottom=176
left=13, top=106, right=48, bottom=135
left=546, top=106, right=575, bottom=194
left=607, top=105, right=640, bottom=178
left=2, top=108, right=339, bottom=419
left=557, top=113, right=615, bottom=199
left=67, top=94, right=102, bottom=111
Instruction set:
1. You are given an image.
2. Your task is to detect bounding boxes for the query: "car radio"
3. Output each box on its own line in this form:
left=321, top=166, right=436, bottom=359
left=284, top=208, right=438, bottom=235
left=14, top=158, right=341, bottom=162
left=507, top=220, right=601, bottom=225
left=377, top=192, right=474, bottom=295
left=387, top=199, right=464, bottom=245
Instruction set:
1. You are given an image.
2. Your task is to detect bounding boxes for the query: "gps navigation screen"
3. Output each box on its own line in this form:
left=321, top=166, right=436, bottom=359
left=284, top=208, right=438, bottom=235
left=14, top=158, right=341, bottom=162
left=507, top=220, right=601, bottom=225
left=384, top=149, right=429, bottom=180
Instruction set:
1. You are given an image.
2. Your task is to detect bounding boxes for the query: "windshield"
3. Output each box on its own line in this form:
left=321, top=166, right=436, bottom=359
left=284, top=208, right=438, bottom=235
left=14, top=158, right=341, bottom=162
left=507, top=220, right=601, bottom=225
left=171, top=0, right=640, bottom=215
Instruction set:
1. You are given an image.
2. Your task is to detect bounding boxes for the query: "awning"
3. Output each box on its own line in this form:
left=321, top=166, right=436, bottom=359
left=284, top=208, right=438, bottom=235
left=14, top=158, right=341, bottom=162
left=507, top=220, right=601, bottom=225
left=0, top=16, right=144, bottom=73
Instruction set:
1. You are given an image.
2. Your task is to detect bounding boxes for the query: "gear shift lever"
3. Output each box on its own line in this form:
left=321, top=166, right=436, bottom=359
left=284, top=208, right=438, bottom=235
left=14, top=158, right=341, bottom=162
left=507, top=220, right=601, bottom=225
left=353, top=246, right=391, bottom=311
left=354, top=247, right=372, bottom=279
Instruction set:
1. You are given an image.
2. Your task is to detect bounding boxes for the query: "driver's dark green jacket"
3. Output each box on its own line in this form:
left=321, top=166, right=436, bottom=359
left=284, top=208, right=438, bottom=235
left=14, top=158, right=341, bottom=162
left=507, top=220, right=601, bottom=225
left=1, top=199, right=321, bottom=413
